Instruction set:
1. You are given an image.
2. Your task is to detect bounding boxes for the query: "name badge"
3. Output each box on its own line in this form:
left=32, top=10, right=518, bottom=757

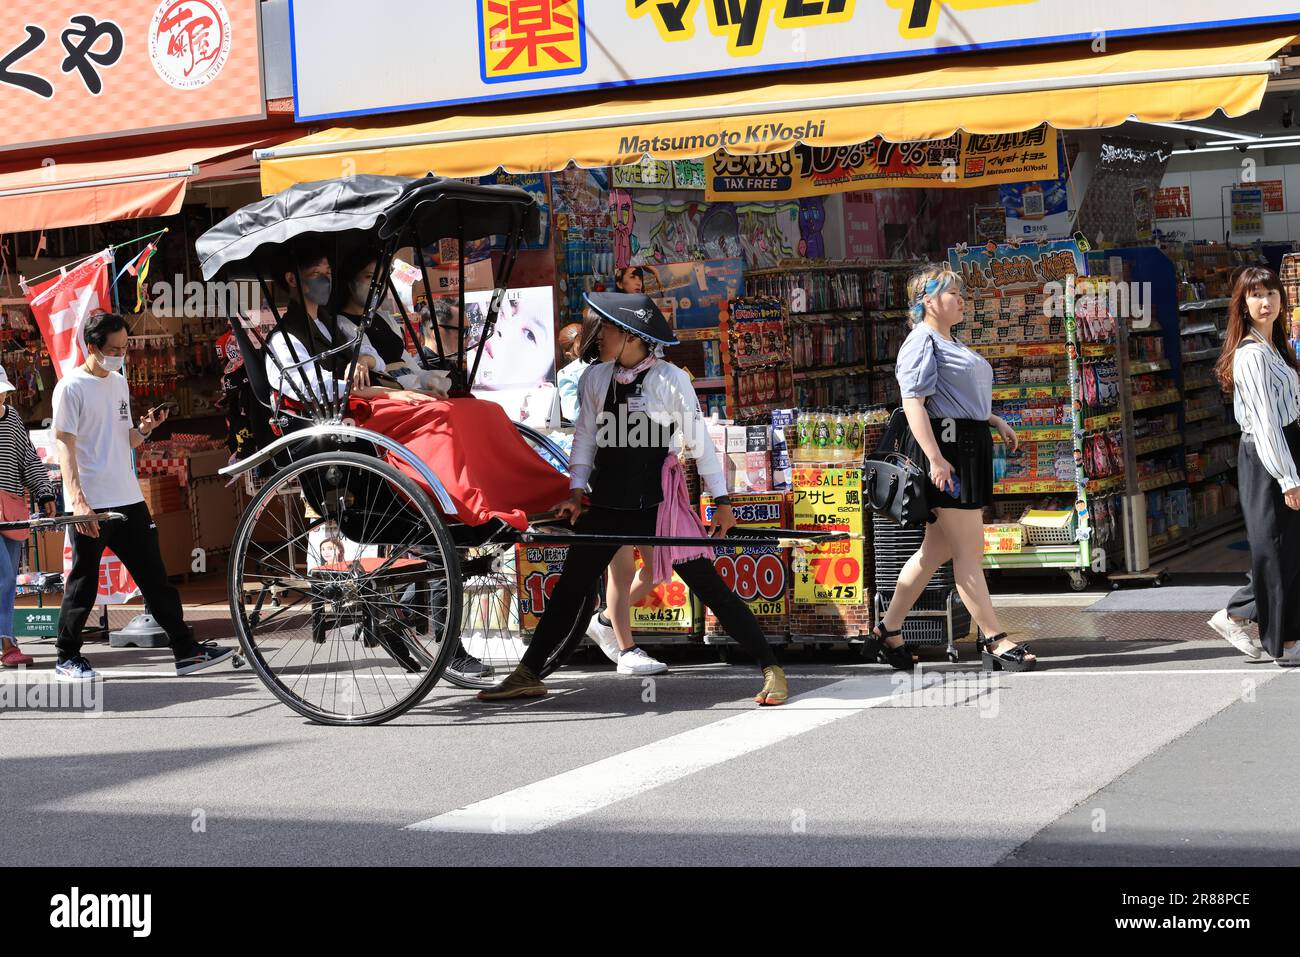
left=626, top=395, right=647, bottom=413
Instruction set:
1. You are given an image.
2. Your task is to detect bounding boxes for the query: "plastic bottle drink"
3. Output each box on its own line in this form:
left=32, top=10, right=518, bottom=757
left=812, top=409, right=831, bottom=461
left=847, top=407, right=865, bottom=463
left=831, top=409, right=848, bottom=463
left=795, top=411, right=813, bottom=463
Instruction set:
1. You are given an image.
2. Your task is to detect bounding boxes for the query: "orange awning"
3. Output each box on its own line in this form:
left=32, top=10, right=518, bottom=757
left=258, top=26, right=1296, bottom=192
left=0, top=135, right=279, bottom=232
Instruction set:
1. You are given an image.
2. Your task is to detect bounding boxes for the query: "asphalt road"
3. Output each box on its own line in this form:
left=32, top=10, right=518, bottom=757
left=2, top=632, right=1296, bottom=867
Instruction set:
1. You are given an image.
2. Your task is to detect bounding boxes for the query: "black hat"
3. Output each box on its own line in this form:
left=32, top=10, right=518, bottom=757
left=583, top=292, right=678, bottom=347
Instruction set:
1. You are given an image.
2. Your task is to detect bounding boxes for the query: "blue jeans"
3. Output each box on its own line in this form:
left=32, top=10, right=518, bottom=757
left=0, top=536, right=23, bottom=639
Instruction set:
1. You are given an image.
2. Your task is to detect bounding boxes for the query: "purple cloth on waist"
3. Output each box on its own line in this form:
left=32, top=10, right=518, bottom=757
left=653, top=453, right=714, bottom=584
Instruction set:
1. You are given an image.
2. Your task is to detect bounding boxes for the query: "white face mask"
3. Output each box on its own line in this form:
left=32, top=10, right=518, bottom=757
left=97, top=353, right=125, bottom=373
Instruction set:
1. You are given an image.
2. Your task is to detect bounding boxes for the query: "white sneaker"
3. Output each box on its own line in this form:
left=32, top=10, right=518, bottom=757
left=1276, top=642, right=1300, bottom=668
left=1208, top=609, right=1262, bottom=660
left=586, top=612, right=621, bottom=664
left=616, top=646, right=668, bottom=676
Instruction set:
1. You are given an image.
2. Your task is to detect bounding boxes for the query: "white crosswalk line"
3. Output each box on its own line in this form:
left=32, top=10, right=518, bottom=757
left=407, top=673, right=980, bottom=835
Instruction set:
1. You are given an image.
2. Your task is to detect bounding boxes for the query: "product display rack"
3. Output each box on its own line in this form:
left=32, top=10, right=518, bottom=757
left=959, top=245, right=1101, bottom=591
left=1110, top=246, right=1244, bottom=572
left=745, top=262, right=913, bottom=410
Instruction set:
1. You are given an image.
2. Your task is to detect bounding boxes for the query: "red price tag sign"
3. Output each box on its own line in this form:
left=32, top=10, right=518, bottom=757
left=792, top=539, right=864, bottom=606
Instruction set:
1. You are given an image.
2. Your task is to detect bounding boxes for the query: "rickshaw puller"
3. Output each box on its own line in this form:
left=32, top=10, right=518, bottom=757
left=478, top=293, right=788, bottom=705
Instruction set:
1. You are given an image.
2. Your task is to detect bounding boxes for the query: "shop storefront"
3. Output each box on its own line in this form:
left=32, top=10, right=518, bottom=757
left=0, top=0, right=288, bottom=635
left=240, top=3, right=1300, bottom=649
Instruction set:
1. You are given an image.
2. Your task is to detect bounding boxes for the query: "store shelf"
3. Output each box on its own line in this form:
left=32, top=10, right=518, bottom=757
left=1127, top=326, right=1165, bottom=336
left=971, top=342, right=1114, bottom=358
left=1182, top=378, right=1220, bottom=393
left=1137, top=470, right=1186, bottom=493
left=1084, top=411, right=1123, bottom=431
left=869, top=309, right=909, bottom=320
left=994, top=478, right=1076, bottom=494
left=1182, top=347, right=1220, bottom=363
left=1131, top=390, right=1181, bottom=412
left=790, top=308, right=864, bottom=319
left=1184, top=406, right=1226, bottom=424
left=1128, top=359, right=1171, bottom=374
left=691, top=377, right=725, bottom=390
left=1189, top=460, right=1237, bottom=484
left=1189, top=510, right=1245, bottom=545
left=1180, top=322, right=1219, bottom=337
left=995, top=474, right=1123, bottom=495
left=1186, top=422, right=1240, bottom=445
left=1147, top=526, right=1188, bottom=552
left=1134, top=433, right=1184, bottom=455
left=991, top=382, right=1072, bottom=399
left=793, top=363, right=867, bottom=381
left=1178, top=298, right=1231, bottom=312
left=994, top=425, right=1073, bottom=442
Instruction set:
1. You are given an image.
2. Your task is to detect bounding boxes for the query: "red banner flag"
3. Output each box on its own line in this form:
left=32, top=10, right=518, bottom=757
left=24, top=250, right=113, bottom=380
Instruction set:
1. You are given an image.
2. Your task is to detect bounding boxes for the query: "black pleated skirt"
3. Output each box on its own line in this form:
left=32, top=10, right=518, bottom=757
left=899, top=417, right=994, bottom=516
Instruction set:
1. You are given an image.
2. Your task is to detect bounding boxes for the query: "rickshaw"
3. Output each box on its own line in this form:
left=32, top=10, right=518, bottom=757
left=198, top=175, right=841, bottom=726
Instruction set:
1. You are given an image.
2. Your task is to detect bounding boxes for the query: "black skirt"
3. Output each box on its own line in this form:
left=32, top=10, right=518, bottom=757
left=899, top=417, right=994, bottom=515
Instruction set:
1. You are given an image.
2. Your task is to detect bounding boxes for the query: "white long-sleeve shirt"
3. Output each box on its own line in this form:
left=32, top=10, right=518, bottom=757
left=264, top=317, right=382, bottom=403
left=1232, top=336, right=1300, bottom=493
left=568, top=360, right=727, bottom=500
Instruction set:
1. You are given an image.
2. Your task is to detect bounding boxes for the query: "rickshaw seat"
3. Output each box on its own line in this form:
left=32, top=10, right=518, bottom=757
left=350, top=395, right=571, bottom=531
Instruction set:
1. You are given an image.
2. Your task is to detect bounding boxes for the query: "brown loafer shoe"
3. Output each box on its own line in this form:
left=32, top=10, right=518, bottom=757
left=476, top=664, right=547, bottom=701
left=754, top=665, right=788, bottom=706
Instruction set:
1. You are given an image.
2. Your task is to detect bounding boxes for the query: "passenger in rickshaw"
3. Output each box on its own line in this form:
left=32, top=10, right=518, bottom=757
left=478, top=292, right=789, bottom=705
left=335, top=252, right=413, bottom=387
left=264, top=244, right=574, bottom=531
left=265, top=243, right=432, bottom=405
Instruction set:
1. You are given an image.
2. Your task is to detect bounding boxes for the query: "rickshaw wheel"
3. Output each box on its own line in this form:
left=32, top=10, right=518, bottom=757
left=228, top=452, right=461, bottom=726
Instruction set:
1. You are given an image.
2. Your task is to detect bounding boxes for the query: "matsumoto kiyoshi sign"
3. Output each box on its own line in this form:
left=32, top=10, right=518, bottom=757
left=619, top=119, right=828, bottom=159
left=288, top=0, right=1300, bottom=121
left=704, top=127, right=1058, bottom=201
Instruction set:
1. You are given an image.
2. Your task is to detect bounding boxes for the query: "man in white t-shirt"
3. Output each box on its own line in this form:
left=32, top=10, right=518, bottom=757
left=51, top=313, right=235, bottom=681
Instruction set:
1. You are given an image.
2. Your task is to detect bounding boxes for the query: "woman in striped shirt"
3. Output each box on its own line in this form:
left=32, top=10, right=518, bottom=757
left=1208, top=267, right=1300, bottom=666
left=0, top=365, right=57, bottom=667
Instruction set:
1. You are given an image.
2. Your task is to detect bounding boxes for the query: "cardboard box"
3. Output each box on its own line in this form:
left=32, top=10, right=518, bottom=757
left=188, top=448, right=230, bottom=479
left=190, top=478, right=239, bottom=551
left=153, top=510, right=193, bottom=575
left=34, top=530, right=64, bottom=574
left=139, top=475, right=183, bottom=515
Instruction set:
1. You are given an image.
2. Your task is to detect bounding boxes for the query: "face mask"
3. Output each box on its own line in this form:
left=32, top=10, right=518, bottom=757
left=303, top=275, right=332, bottom=306
left=98, top=354, right=125, bottom=373
left=351, top=279, right=371, bottom=308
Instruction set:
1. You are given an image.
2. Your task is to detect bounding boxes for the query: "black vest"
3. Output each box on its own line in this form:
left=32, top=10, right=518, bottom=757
left=588, top=369, right=673, bottom=510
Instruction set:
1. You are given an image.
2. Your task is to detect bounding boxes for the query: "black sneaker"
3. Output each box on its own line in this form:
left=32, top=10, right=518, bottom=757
left=450, top=650, right=491, bottom=677
left=174, top=642, right=237, bottom=676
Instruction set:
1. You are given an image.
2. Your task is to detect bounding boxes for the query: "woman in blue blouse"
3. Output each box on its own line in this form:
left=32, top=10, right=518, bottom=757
left=865, top=265, right=1037, bottom=673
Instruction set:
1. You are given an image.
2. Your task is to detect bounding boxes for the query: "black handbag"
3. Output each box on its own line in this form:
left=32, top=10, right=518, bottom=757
left=863, top=409, right=932, bottom=527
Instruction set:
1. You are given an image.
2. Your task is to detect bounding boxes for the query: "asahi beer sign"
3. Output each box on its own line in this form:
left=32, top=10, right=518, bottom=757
left=289, top=0, right=1300, bottom=121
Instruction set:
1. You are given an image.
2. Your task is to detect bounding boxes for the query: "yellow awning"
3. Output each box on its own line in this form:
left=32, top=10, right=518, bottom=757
left=259, top=27, right=1296, bottom=194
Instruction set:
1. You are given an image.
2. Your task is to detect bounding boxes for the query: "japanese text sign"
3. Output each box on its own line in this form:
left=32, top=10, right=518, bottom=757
left=706, top=127, right=1059, bottom=201
left=0, top=0, right=263, bottom=152
left=289, top=1, right=1298, bottom=122
left=792, top=466, right=864, bottom=606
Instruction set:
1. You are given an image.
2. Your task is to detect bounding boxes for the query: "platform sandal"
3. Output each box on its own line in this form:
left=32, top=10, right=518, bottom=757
left=978, top=633, right=1037, bottom=673
left=861, top=622, right=914, bottom=672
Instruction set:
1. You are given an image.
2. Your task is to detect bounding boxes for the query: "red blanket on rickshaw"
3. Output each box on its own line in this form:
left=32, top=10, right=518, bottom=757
left=349, top=396, right=570, bottom=530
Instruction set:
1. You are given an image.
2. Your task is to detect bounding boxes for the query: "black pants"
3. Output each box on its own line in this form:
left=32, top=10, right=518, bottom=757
left=1226, top=432, right=1300, bottom=657
left=57, top=501, right=197, bottom=661
left=520, top=505, right=778, bottom=673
